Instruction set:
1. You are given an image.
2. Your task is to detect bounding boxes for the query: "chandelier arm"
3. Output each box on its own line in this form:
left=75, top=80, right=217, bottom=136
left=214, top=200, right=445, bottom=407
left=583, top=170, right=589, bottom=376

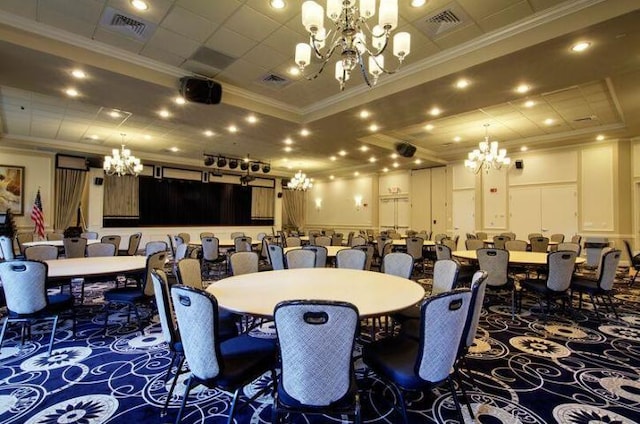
left=363, top=49, right=404, bottom=75
left=310, top=34, right=342, bottom=62
left=360, top=21, right=391, bottom=56
left=357, top=54, right=373, bottom=88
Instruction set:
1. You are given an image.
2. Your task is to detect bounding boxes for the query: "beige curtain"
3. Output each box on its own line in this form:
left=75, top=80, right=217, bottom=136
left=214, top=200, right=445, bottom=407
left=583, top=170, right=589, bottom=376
left=54, top=169, right=88, bottom=230
left=103, top=175, right=139, bottom=217
left=251, top=187, right=274, bottom=219
left=283, top=189, right=306, bottom=229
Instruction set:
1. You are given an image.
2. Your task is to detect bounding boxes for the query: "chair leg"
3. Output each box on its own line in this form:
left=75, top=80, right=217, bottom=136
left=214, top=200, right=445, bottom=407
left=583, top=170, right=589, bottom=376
left=162, top=355, right=185, bottom=416
left=174, top=376, right=193, bottom=424
left=226, top=387, right=242, bottom=424
left=387, top=382, right=408, bottom=424
left=589, top=293, right=602, bottom=322
left=447, top=375, right=465, bottom=424
left=47, top=315, right=59, bottom=356
left=354, top=393, right=362, bottom=424
left=454, top=369, right=474, bottom=419
left=103, top=303, right=111, bottom=335
left=0, top=318, right=10, bottom=352
left=630, top=270, right=638, bottom=287
left=164, top=352, right=178, bottom=384
left=605, top=294, right=619, bottom=319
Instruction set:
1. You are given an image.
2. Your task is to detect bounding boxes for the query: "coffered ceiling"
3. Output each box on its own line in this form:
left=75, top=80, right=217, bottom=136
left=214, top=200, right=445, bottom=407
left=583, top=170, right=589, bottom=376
left=0, top=0, right=639, bottom=179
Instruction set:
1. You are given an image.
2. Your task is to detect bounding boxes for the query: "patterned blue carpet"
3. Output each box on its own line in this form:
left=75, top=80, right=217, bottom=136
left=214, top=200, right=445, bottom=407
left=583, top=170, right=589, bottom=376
left=0, top=273, right=639, bottom=423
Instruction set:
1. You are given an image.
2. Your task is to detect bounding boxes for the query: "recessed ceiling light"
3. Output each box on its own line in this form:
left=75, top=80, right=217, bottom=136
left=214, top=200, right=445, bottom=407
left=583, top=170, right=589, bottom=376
left=520, top=146, right=528, bottom=152
left=204, top=130, right=214, bottom=137
left=429, top=107, right=441, bottom=116
left=455, top=79, right=470, bottom=89
left=329, top=175, right=335, bottom=180
left=596, top=134, right=605, bottom=141
left=411, top=0, right=426, bottom=6
left=369, top=124, right=378, bottom=132
left=424, top=124, right=434, bottom=131
left=453, top=136, right=461, bottom=142
left=109, top=110, right=122, bottom=118
left=359, top=110, right=370, bottom=119
left=131, top=0, right=148, bottom=11
left=284, top=146, right=292, bottom=152
left=65, top=88, right=78, bottom=97
left=330, top=156, right=337, bottom=161
left=516, top=84, right=530, bottom=94
left=524, top=100, right=535, bottom=108
left=246, top=115, right=258, bottom=124
left=174, top=96, right=186, bottom=105
left=288, top=67, right=300, bottom=76
left=354, top=171, right=359, bottom=176
left=169, top=147, right=179, bottom=152
left=300, top=128, right=310, bottom=136
left=382, top=167, right=389, bottom=172
left=270, top=0, right=286, bottom=9
left=392, top=162, right=399, bottom=168
left=71, top=69, right=86, bottom=79
left=159, top=110, right=170, bottom=118
left=284, top=138, right=293, bottom=145
left=89, top=134, right=99, bottom=140
left=228, top=125, right=238, bottom=133
left=144, top=134, right=152, bottom=140
left=544, top=118, right=554, bottom=125
left=360, top=146, right=369, bottom=152
left=338, top=150, right=347, bottom=156
left=390, top=153, right=398, bottom=159
left=571, top=41, right=591, bottom=52
left=369, top=157, right=377, bottom=163
left=415, top=159, right=422, bottom=164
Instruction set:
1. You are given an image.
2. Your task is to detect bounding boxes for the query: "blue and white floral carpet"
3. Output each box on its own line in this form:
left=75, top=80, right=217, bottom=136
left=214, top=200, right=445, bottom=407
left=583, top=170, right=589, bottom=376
left=0, top=275, right=639, bottom=423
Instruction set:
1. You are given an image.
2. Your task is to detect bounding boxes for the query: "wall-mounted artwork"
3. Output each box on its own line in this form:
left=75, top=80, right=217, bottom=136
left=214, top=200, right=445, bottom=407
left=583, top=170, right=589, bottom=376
left=0, top=165, right=25, bottom=215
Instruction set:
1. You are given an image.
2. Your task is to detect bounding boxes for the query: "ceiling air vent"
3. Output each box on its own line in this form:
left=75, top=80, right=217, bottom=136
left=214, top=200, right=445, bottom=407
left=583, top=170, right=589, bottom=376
left=258, top=73, right=291, bottom=88
left=100, top=7, right=156, bottom=41
left=573, top=115, right=598, bottom=122
left=415, top=3, right=470, bottom=39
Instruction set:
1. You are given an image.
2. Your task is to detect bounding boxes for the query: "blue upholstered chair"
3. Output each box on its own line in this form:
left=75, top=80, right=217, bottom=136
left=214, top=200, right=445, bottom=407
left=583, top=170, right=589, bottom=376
left=285, top=249, right=315, bottom=269
left=302, top=245, right=328, bottom=268
left=571, top=249, right=621, bottom=321
left=267, top=244, right=285, bottom=270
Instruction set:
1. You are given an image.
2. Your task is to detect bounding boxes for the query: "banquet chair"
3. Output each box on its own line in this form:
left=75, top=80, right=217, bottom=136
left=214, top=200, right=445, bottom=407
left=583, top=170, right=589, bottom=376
left=623, top=240, right=640, bottom=287
left=434, top=233, right=448, bottom=244
left=442, top=237, right=457, bottom=251
left=353, top=244, right=374, bottom=270
left=63, top=237, right=87, bottom=258
left=119, top=232, right=142, bottom=256
left=46, top=231, right=64, bottom=241
left=267, top=244, right=285, bottom=270
left=176, top=232, right=190, bottom=245
left=230, top=231, right=245, bottom=239
left=331, top=233, right=344, bottom=246
left=314, top=235, right=331, bottom=247
left=374, top=236, right=392, bottom=267
left=145, top=241, right=167, bottom=257
left=101, top=235, right=121, bottom=254
left=505, top=240, right=528, bottom=252
left=0, top=260, right=75, bottom=355
left=382, top=252, right=413, bottom=279
left=285, top=248, right=316, bottom=269
left=350, top=235, right=367, bottom=247
left=199, top=232, right=214, bottom=239
left=234, top=236, right=252, bottom=253
left=80, top=242, right=117, bottom=303
left=16, top=232, right=33, bottom=255
left=0, top=235, right=16, bottom=260
left=435, top=244, right=452, bottom=260
left=303, top=245, right=328, bottom=268
left=530, top=237, right=550, bottom=253
left=24, top=245, right=58, bottom=261
left=323, top=228, right=335, bottom=237
left=363, top=289, right=472, bottom=424
left=272, top=300, right=361, bottom=424
left=176, top=258, right=203, bottom=289
left=81, top=231, right=99, bottom=240
left=528, top=233, right=543, bottom=240
left=571, top=234, right=582, bottom=245
left=229, top=251, right=259, bottom=276
left=406, top=237, right=425, bottom=275
left=550, top=233, right=565, bottom=243
left=466, top=233, right=477, bottom=240
left=336, top=248, right=366, bottom=270
left=492, top=235, right=510, bottom=249
left=519, top=251, right=577, bottom=321
left=102, top=251, right=167, bottom=333
left=174, top=243, right=188, bottom=262
left=501, top=232, right=516, bottom=241
left=557, top=242, right=581, bottom=256
left=476, top=248, right=515, bottom=315
left=170, top=286, right=277, bottom=424
left=465, top=239, right=484, bottom=250
left=285, top=236, right=301, bottom=247
left=201, top=237, right=226, bottom=275
left=571, top=249, right=621, bottom=321
left=435, top=245, right=475, bottom=286
left=346, top=231, right=355, bottom=247
left=475, top=232, right=488, bottom=241
left=166, top=234, right=177, bottom=258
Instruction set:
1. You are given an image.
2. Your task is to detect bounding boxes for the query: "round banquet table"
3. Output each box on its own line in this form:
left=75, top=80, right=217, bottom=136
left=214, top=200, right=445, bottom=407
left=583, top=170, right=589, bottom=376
left=283, top=246, right=349, bottom=257
left=452, top=250, right=585, bottom=265
left=44, top=255, right=147, bottom=279
left=23, top=240, right=101, bottom=248
left=206, top=268, right=425, bottom=318
left=189, top=238, right=260, bottom=247
left=391, top=239, right=435, bottom=246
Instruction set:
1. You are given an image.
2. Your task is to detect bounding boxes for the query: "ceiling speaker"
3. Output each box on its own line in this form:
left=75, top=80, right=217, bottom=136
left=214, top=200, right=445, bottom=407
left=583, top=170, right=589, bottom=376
left=179, top=77, right=222, bottom=105
left=396, top=142, right=416, bottom=158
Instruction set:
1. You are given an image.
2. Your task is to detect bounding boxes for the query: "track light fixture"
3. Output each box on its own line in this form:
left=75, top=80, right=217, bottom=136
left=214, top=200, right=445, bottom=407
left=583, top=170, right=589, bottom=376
left=228, top=159, right=238, bottom=169
left=203, top=153, right=271, bottom=176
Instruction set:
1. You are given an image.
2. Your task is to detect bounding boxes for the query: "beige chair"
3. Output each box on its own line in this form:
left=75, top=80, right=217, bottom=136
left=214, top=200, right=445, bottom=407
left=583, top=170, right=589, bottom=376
left=81, top=231, right=99, bottom=240
left=16, top=232, right=34, bottom=255
left=177, top=258, right=203, bottom=289
left=505, top=240, right=528, bottom=252
left=229, top=251, right=259, bottom=275
left=177, top=232, right=191, bottom=244
left=101, top=235, right=121, bottom=254
left=25, top=245, right=58, bottom=261
left=63, top=237, right=87, bottom=258
left=86, top=242, right=117, bottom=257
left=46, top=231, right=64, bottom=241
left=120, top=232, right=142, bottom=256
left=285, top=248, right=316, bottom=269
left=285, top=236, right=301, bottom=247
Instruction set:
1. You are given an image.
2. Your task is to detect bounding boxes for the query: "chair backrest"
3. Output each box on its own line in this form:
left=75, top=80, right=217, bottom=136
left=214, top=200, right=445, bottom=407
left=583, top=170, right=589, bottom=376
left=382, top=252, right=413, bottom=279
left=416, top=289, right=471, bottom=383
left=174, top=243, right=189, bottom=261
left=546, top=251, right=577, bottom=292
left=47, top=232, right=64, bottom=241
left=166, top=234, right=177, bottom=257
left=126, top=232, right=142, bottom=255
left=16, top=232, right=34, bottom=254
left=302, top=245, right=328, bottom=268
left=350, top=235, right=366, bottom=247
left=435, top=244, right=452, bottom=261
left=492, top=235, right=509, bottom=249
left=323, top=229, right=335, bottom=237
left=267, top=244, right=285, bottom=270
left=623, top=240, right=640, bottom=270
left=557, top=242, right=581, bottom=255
left=443, top=238, right=457, bottom=251
left=230, top=231, right=245, bottom=239
left=406, top=237, right=424, bottom=260
left=501, top=232, right=516, bottom=240
left=177, top=258, right=203, bottom=289
left=465, top=239, right=484, bottom=250
left=143, top=251, right=168, bottom=296
left=171, top=286, right=222, bottom=380
left=465, top=233, right=477, bottom=240
left=505, top=240, right=528, bottom=252
left=314, top=235, right=331, bottom=247
left=375, top=236, right=390, bottom=257
left=81, top=231, right=99, bottom=240
left=0, top=260, right=48, bottom=314
left=285, top=249, right=316, bottom=269
left=176, top=233, right=190, bottom=244
left=550, top=233, right=565, bottom=243
left=597, top=249, right=621, bottom=291
left=151, top=269, right=179, bottom=346
left=571, top=234, right=582, bottom=245
left=86, top=242, right=117, bottom=257
left=476, top=248, right=509, bottom=287
left=173, top=235, right=185, bottom=248
left=475, top=232, right=488, bottom=241
left=434, top=233, right=448, bottom=244
left=256, top=232, right=267, bottom=241
left=24, top=245, right=58, bottom=261
left=230, top=251, right=259, bottom=275
left=199, top=232, right=214, bottom=239
left=63, top=237, right=87, bottom=258
left=101, top=235, right=121, bottom=252
left=260, top=236, right=274, bottom=259
left=234, top=236, right=252, bottom=252
left=431, top=259, right=460, bottom=295
left=0, top=235, right=15, bottom=260
left=346, top=231, right=355, bottom=247
left=201, top=237, right=220, bottom=261
left=461, top=271, right=488, bottom=349
left=527, top=233, right=543, bottom=240
left=274, top=300, right=359, bottom=407
left=530, top=237, right=550, bottom=252
left=336, top=248, right=366, bottom=270
left=353, top=244, right=374, bottom=270
left=331, top=233, right=344, bottom=246
left=285, top=236, right=301, bottom=247
left=145, top=241, right=168, bottom=257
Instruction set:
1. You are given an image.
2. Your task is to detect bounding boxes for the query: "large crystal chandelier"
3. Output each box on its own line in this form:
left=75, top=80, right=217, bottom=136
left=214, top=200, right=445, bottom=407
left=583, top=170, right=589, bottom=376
left=294, top=0, right=410, bottom=90
left=103, top=134, right=143, bottom=177
left=464, top=125, right=511, bottom=174
left=287, top=170, right=313, bottom=191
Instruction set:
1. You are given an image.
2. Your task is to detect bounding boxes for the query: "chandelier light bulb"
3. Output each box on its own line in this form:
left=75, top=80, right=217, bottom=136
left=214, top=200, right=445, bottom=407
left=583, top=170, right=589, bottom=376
left=288, top=170, right=313, bottom=191
left=393, top=32, right=410, bottom=59
left=465, top=125, right=511, bottom=174
left=104, top=135, right=143, bottom=177
left=295, top=43, right=312, bottom=68
left=302, top=1, right=323, bottom=33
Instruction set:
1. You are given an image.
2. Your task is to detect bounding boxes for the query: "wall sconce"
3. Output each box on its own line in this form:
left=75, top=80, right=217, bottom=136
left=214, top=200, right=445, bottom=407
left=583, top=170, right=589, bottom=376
left=354, top=195, right=363, bottom=210
left=315, top=198, right=322, bottom=211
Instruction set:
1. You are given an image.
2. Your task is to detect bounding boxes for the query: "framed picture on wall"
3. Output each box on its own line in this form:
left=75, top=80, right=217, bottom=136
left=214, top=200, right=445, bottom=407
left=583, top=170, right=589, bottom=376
left=0, top=165, right=25, bottom=215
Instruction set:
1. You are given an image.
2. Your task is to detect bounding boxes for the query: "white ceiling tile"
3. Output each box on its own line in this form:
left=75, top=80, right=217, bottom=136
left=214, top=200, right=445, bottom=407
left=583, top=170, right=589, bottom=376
left=432, top=23, right=485, bottom=50
left=261, top=25, right=302, bottom=57
left=107, top=0, right=174, bottom=25
left=140, top=45, right=186, bottom=67
left=217, top=59, right=269, bottom=87
left=224, top=4, right=280, bottom=42
left=161, top=6, right=216, bottom=43
left=38, top=10, right=96, bottom=38
left=0, top=0, right=37, bottom=18
left=93, top=28, right=145, bottom=54
left=176, top=0, right=242, bottom=24
left=245, top=0, right=299, bottom=24
left=242, top=45, right=289, bottom=71
left=205, top=27, right=258, bottom=58
left=478, top=1, right=534, bottom=33
left=457, top=0, right=525, bottom=20
left=144, top=27, right=200, bottom=59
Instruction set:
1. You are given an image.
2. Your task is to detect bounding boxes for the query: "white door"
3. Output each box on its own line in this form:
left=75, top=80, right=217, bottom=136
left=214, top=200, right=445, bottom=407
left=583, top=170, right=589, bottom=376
left=379, top=196, right=410, bottom=232
left=431, top=167, right=447, bottom=235
left=541, top=186, right=578, bottom=237
left=410, top=169, right=431, bottom=231
left=509, top=187, right=542, bottom=240
left=453, top=189, right=475, bottom=242
left=379, top=197, right=396, bottom=231
left=397, top=197, right=411, bottom=234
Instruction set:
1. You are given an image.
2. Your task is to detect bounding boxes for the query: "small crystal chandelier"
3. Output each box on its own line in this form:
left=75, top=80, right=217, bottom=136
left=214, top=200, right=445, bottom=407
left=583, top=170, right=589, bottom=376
left=103, top=134, right=143, bottom=177
left=294, top=0, right=410, bottom=90
left=287, top=170, right=313, bottom=191
left=464, top=124, right=511, bottom=174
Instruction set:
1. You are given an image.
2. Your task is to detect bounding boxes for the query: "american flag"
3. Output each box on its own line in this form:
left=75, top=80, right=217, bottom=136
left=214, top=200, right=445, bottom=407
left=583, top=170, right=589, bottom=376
left=31, top=189, right=45, bottom=239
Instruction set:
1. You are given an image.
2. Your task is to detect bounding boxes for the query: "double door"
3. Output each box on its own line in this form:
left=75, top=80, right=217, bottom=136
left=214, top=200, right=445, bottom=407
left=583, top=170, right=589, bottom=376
left=379, top=196, right=410, bottom=233
left=509, top=185, right=577, bottom=239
